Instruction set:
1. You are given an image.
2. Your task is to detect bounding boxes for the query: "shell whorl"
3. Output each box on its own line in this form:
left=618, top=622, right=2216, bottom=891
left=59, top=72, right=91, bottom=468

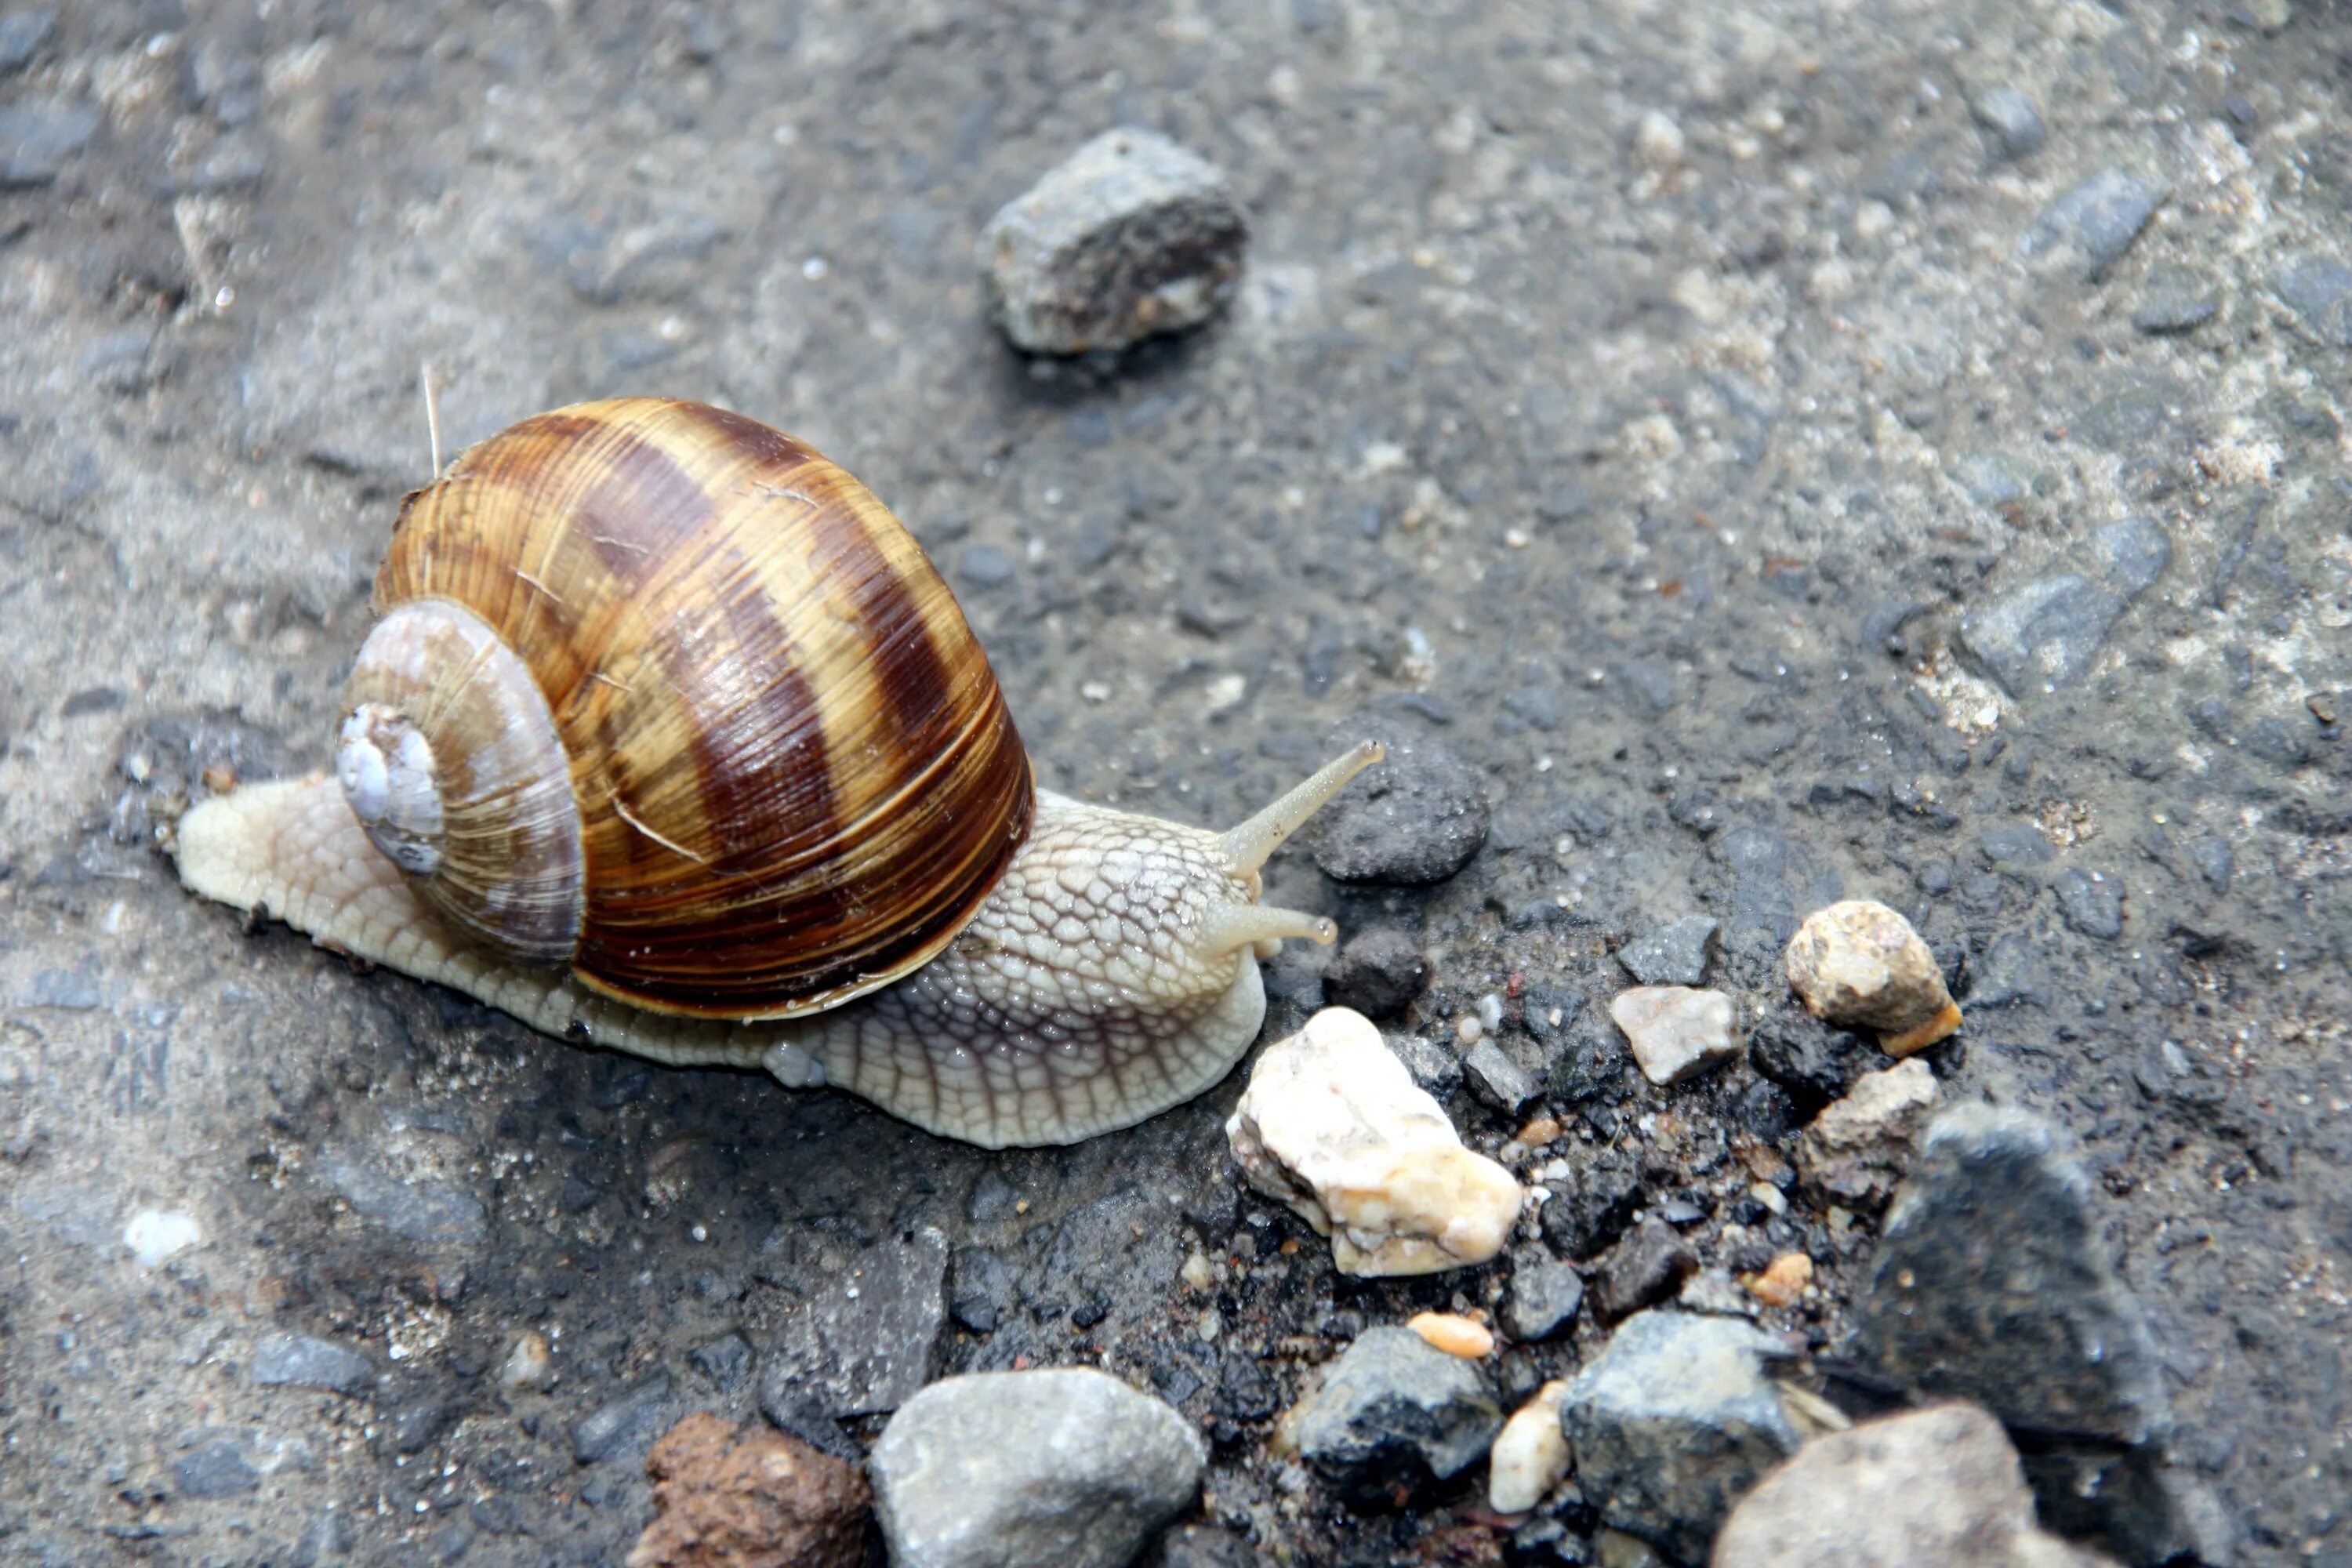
left=357, top=397, right=1034, bottom=1019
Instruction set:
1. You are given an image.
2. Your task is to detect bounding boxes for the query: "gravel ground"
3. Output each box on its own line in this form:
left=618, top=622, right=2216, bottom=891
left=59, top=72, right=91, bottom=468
left=2, top=1, right=2347, bottom=1563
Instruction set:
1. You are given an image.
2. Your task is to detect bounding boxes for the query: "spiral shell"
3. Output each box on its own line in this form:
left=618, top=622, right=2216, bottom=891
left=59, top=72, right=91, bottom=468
left=347, top=397, right=1033, bottom=1019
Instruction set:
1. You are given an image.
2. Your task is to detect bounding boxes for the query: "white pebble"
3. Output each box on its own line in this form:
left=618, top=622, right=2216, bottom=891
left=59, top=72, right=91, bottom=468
left=1610, top=985, right=1744, bottom=1086
left=499, top=1330, right=555, bottom=1392
left=123, top=1210, right=201, bottom=1268
left=1489, top=1379, right=1571, bottom=1514
left=1226, top=1007, right=1525, bottom=1277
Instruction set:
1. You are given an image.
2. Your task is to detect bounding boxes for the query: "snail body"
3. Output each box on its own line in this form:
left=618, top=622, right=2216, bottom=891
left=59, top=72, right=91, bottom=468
left=175, top=399, right=1377, bottom=1147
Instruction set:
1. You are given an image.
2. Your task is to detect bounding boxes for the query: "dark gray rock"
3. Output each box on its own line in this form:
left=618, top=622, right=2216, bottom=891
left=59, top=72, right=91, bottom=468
left=2053, top=866, right=2125, bottom=939
left=1978, top=822, right=2055, bottom=867
left=949, top=1247, right=1015, bottom=1334
left=756, top=1374, right=859, bottom=1463
left=2092, top=516, right=2171, bottom=598
left=1287, top=1326, right=1503, bottom=1507
left=978, top=127, right=1249, bottom=355
left=1746, top=1004, right=1875, bottom=1112
left=1537, top=1157, right=1642, bottom=1260
left=1852, top=1105, right=2172, bottom=1446
left=1968, top=85, right=2045, bottom=161
left=0, top=10, right=56, bottom=76
left=2023, top=1444, right=2245, bottom=1568
left=316, top=1149, right=489, bottom=1252
left=1463, top=1036, right=1539, bottom=1116
left=1594, top=1218, right=1697, bottom=1321
left=956, top=543, right=1018, bottom=589
left=2271, top=252, right=2352, bottom=348
left=1616, top=915, right=1719, bottom=987
left=1384, top=1033, right=1462, bottom=1098
left=1958, top=573, right=2127, bottom=695
left=2018, top=166, right=2169, bottom=280
left=763, top=1225, right=949, bottom=1417
left=1499, top=1248, right=1584, bottom=1342
left=0, top=98, right=99, bottom=189
left=1156, top=1523, right=1260, bottom=1568
left=570, top=1373, right=676, bottom=1465
left=1321, top=928, right=1430, bottom=1018
left=173, top=1434, right=260, bottom=1498
left=252, top=1333, right=374, bottom=1397
left=1312, top=717, right=1489, bottom=885
left=871, top=1368, right=1205, bottom=1568
left=1967, top=930, right=2050, bottom=1009
left=1563, top=1311, right=1802, bottom=1563
left=383, top=1392, right=458, bottom=1456
left=687, top=1331, right=754, bottom=1395
left=2132, top=267, right=2219, bottom=334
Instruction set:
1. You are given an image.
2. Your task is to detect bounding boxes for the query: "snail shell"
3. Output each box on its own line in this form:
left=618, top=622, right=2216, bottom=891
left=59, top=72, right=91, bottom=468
left=174, top=398, right=1382, bottom=1146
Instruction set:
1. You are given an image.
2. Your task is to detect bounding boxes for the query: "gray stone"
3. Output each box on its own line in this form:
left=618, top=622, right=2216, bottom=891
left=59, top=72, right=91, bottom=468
left=1968, top=86, right=2046, bottom=162
left=2091, top=516, right=2171, bottom=598
left=317, top=1150, right=489, bottom=1252
left=2132, top=267, right=2219, bottom=335
left=1537, top=1156, right=1642, bottom=1260
left=0, top=10, right=56, bottom=76
left=2018, top=166, right=2169, bottom=280
left=1957, top=574, right=2126, bottom=695
left=1312, top=716, right=1489, bottom=885
left=1713, top=1403, right=2112, bottom=1568
left=173, top=1434, right=260, bottom=1498
left=1951, top=452, right=2030, bottom=508
left=1594, top=1218, right=1697, bottom=1321
left=762, top=1225, right=948, bottom=1417
left=570, top=1373, right=676, bottom=1465
left=1321, top=927, right=1430, bottom=1018
left=2052, top=866, right=2125, bottom=939
left=0, top=98, right=98, bottom=189
left=978, top=127, right=1249, bottom=355
left=252, top=1334, right=374, bottom=1397
left=1157, top=1523, right=1261, bottom=1568
left=687, top=1331, right=755, bottom=1395
left=1287, top=1325, right=1503, bottom=1506
left=2022, top=1444, right=2245, bottom=1568
left=1617, top=915, right=1719, bottom=987
left=871, top=1368, right=1205, bottom=1568
left=1463, top=1036, right=1539, bottom=1116
left=1852, top=1105, right=2172, bottom=1446
left=1384, top=1032, right=1461, bottom=1098
left=1499, top=1249, right=1584, bottom=1343
left=1563, top=1310, right=1802, bottom=1563
left=2271, top=252, right=2352, bottom=347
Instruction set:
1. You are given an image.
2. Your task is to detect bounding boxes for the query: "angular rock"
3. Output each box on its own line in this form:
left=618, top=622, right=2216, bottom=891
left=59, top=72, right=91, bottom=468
left=574, top=1374, right=679, bottom=1465
left=1784, top=900, right=1962, bottom=1058
left=2018, top=166, right=2169, bottom=280
left=1968, top=86, right=2045, bottom=162
left=0, top=10, right=56, bottom=77
left=688, top=1332, right=756, bottom=1396
left=1562, top=1311, right=1802, bottom=1563
left=1227, top=1007, right=1523, bottom=1276
left=627, top=1413, right=869, bottom=1568
left=1157, top=1524, right=1260, bottom=1568
left=2271, top=252, right=2352, bottom=348
left=1286, top=1326, right=1503, bottom=1507
left=2090, top=516, right=2171, bottom=598
left=1712, top=1403, right=2111, bottom=1568
left=2052, top=867, right=2125, bottom=940
left=1498, top=1249, right=1584, bottom=1343
left=1384, top=1032, right=1462, bottom=1098
left=1462, top=1036, right=1540, bottom=1116
left=1488, top=1379, right=1571, bottom=1515
left=1747, top=1004, right=1876, bottom=1111
left=1321, top=927, right=1430, bottom=1018
left=870, top=1369, right=1204, bottom=1568
left=978, top=127, right=1248, bottom=354
left=1853, top=1106, right=2172, bottom=1446
left=1795, top=1058, right=1940, bottom=1210
left=1312, top=716, right=1489, bottom=885
left=761, top=1226, right=948, bottom=1417
left=1616, top=916, right=1719, bottom=987
left=1594, top=1218, right=1697, bottom=1321
left=1537, top=1156, right=1642, bottom=1260
left=1609, top=986, right=1742, bottom=1087
left=1958, top=574, right=2127, bottom=695
left=0, top=98, right=98, bottom=189
left=252, top=1333, right=375, bottom=1397
left=2131, top=268, right=2217, bottom=336
left=316, top=1148, right=489, bottom=1252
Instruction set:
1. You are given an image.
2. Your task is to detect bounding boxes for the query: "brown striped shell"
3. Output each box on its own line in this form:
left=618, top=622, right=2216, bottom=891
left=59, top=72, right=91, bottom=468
left=339, top=397, right=1033, bottom=1020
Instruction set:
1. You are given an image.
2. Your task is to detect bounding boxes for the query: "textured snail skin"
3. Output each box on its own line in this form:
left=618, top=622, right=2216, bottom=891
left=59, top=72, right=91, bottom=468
left=174, top=745, right=1374, bottom=1148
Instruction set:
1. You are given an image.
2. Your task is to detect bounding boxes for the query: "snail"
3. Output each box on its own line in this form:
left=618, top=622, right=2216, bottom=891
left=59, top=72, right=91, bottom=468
left=172, top=397, right=1381, bottom=1149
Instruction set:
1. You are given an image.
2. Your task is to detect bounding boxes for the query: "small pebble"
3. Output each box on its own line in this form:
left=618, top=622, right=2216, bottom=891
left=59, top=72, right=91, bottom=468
left=1408, top=1312, right=1494, bottom=1359
left=1609, top=986, right=1743, bottom=1087
left=1312, top=714, right=1489, bottom=886
left=1966, top=85, right=2045, bottom=162
left=1743, top=1252, right=1813, bottom=1308
left=1784, top=901, right=1960, bottom=1058
left=629, top=1412, right=869, bottom=1568
left=1616, top=916, right=1719, bottom=988
left=124, top=1209, right=201, bottom=1267
left=1321, top=927, right=1431, bottom=1018
left=978, top=127, right=1248, bottom=355
left=499, top=1330, right=555, bottom=1392
left=1283, top=1326, right=1502, bottom=1506
left=1796, top=1058, right=1940, bottom=1210
left=1487, top=1380, right=1571, bottom=1515
left=1227, top=1007, right=1523, bottom=1277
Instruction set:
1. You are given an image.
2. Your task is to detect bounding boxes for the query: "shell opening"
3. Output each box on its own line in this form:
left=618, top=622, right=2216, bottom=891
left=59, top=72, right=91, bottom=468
left=337, top=703, right=445, bottom=877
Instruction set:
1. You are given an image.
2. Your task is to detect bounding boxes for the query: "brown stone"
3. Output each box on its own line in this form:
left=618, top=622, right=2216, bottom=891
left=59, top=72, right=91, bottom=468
left=627, top=1412, right=870, bottom=1568
left=1795, top=1058, right=1940, bottom=1211
left=1784, top=901, right=1960, bottom=1057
